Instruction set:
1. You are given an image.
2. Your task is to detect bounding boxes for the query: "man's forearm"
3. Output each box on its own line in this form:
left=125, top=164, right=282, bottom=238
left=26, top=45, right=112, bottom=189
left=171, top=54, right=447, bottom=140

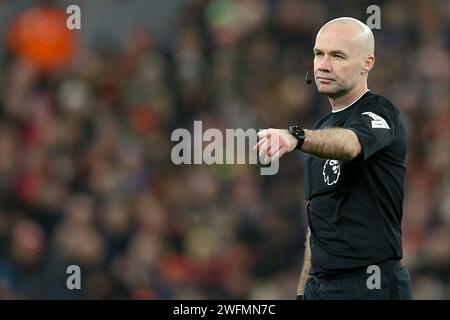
left=301, top=128, right=361, bottom=160
left=297, top=228, right=311, bottom=295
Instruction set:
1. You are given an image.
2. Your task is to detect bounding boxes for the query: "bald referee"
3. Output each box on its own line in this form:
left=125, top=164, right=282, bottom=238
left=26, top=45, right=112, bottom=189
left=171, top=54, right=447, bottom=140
left=254, top=17, right=413, bottom=300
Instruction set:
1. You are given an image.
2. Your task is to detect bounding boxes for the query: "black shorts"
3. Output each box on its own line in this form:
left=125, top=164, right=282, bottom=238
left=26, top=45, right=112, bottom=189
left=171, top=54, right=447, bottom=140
left=303, top=260, right=413, bottom=300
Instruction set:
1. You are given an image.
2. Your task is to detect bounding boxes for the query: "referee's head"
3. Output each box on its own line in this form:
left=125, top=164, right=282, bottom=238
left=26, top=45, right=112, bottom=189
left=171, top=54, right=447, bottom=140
left=313, top=17, right=375, bottom=99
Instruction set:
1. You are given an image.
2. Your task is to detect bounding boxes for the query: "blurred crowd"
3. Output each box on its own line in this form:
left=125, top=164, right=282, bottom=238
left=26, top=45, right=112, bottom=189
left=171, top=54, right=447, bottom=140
left=0, top=0, right=449, bottom=299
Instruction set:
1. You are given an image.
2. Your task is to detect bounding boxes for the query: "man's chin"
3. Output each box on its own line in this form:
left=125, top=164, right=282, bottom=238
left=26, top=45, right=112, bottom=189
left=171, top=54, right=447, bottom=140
left=317, top=86, right=338, bottom=95
left=317, top=86, right=346, bottom=99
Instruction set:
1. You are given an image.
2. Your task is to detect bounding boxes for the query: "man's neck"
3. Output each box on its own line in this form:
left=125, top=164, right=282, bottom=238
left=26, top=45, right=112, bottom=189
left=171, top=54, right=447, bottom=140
left=328, top=85, right=369, bottom=112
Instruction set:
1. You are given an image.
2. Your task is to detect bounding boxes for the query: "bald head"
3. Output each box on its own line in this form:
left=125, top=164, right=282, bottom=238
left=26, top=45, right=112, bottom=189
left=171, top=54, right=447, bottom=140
left=317, top=17, right=374, bottom=57
left=313, top=17, right=376, bottom=101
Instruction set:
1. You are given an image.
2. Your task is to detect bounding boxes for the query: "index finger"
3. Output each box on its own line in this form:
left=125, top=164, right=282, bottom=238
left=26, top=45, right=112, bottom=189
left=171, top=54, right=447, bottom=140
left=257, top=129, right=271, bottom=139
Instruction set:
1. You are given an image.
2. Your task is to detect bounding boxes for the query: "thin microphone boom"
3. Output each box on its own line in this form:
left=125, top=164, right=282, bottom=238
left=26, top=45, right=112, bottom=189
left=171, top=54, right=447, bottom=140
left=305, top=64, right=313, bottom=85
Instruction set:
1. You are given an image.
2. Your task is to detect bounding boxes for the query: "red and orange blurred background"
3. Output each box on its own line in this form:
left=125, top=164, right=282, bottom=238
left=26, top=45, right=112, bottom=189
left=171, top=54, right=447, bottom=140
left=0, top=0, right=448, bottom=299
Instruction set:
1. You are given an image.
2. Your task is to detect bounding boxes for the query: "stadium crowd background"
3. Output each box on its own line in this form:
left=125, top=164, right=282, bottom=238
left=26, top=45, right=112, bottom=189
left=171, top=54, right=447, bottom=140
left=0, top=0, right=448, bottom=299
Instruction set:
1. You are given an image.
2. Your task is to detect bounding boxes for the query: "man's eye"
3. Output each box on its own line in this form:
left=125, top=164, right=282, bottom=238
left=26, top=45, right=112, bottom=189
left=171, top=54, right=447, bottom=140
left=335, top=55, right=345, bottom=59
left=315, top=52, right=323, bottom=56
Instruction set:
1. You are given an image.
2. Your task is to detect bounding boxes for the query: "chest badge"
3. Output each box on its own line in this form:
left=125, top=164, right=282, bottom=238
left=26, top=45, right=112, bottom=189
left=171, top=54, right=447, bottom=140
left=323, top=159, right=340, bottom=185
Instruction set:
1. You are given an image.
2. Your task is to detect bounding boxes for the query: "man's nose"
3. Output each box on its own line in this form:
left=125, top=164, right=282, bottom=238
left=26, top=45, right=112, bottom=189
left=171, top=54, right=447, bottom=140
left=317, top=57, right=331, bottom=72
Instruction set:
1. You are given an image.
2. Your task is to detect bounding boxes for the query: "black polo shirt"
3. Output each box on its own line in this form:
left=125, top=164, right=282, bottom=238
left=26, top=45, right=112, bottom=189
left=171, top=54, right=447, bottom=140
left=304, top=90, right=407, bottom=277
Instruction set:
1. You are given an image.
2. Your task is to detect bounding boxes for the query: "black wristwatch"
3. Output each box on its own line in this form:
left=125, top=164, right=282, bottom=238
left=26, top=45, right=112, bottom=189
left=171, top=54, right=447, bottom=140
left=288, top=125, right=306, bottom=150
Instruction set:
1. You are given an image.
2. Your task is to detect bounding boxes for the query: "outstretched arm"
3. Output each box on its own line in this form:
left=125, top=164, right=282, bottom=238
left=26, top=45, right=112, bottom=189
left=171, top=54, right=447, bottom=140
left=254, top=128, right=361, bottom=161
left=302, top=128, right=361, bottom=160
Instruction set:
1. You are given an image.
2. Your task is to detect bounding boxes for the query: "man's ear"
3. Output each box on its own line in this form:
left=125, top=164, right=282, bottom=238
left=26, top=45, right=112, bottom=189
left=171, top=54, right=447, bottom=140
left=361, top=55, right=375, bottom=74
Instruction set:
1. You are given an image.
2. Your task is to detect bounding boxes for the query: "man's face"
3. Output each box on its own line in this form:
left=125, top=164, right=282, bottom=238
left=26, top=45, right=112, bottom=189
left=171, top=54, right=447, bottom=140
left=313, top=24, right=366, bottom=97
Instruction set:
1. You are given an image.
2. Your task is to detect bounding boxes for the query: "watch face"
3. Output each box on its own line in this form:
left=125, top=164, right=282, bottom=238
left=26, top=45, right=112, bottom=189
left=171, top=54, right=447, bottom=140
left=291, top=126, right=304, bottom=138
left=289, top=126, right=305, bottom=149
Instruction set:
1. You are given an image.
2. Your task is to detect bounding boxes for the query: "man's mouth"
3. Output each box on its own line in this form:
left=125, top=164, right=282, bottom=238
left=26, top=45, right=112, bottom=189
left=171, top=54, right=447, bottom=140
left=316, top=76, right=334, bottom=81
left=316, top=77, right=335, bottom=84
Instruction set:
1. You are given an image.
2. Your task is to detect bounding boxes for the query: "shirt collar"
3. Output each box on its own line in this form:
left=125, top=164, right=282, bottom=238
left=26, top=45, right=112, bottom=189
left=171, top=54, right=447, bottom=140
left=331, top=89, right=370, bottom=113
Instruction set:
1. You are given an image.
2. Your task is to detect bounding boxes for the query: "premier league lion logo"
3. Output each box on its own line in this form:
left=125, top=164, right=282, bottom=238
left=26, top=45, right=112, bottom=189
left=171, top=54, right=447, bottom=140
left=323, top=159, right=340, bottom=185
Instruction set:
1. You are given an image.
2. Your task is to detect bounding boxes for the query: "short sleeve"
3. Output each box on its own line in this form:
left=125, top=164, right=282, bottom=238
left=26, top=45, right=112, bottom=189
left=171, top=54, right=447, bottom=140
left=345, top=99, right=397, bottom=161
